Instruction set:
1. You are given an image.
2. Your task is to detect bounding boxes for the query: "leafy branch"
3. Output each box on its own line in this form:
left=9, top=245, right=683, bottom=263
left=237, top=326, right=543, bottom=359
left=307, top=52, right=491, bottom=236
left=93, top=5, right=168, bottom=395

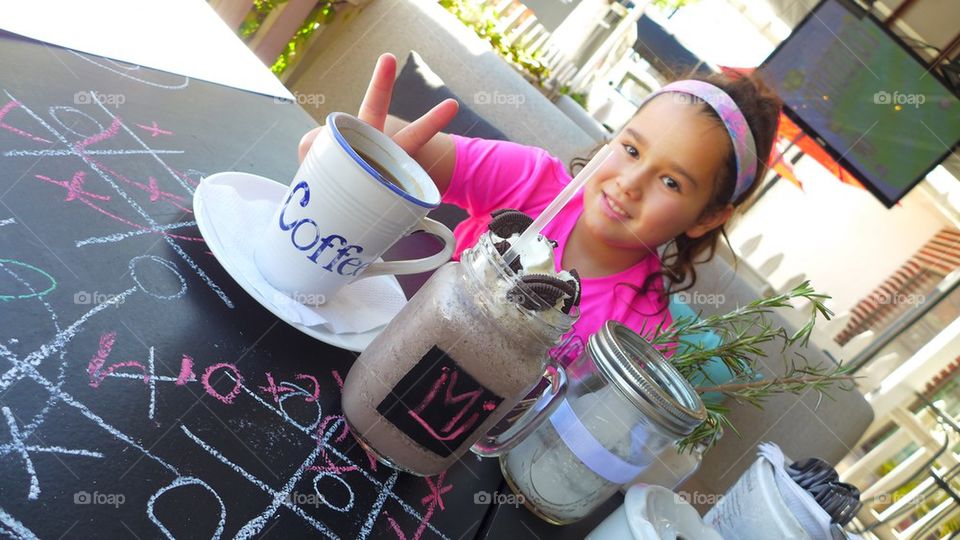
left=438, top=0, right=550, bottom=84
left=645, top=281, right=859, bottom=452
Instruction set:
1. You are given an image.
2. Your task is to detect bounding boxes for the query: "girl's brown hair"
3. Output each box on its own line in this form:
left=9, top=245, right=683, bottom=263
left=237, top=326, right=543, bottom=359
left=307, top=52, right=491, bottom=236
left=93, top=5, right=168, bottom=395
left=569, top=70, right=783, bottom=315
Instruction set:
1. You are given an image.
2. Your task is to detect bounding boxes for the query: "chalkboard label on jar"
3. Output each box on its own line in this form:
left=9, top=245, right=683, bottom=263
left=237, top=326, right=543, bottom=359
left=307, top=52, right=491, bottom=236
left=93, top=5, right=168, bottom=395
left=376, top=345, right=504, bottom=457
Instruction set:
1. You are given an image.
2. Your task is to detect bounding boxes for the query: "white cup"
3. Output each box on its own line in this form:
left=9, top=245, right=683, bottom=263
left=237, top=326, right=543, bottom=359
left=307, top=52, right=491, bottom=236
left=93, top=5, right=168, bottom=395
left=254, top=112, right=455, bottom=304
left=703, top=458, right=809, bottom=539
left=587, top=485, right=722, bottom=540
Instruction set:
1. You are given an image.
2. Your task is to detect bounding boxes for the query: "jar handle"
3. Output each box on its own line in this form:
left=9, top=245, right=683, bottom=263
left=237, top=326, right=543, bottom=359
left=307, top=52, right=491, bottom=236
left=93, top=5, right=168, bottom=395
left=470, top=360, right=567, bottom=457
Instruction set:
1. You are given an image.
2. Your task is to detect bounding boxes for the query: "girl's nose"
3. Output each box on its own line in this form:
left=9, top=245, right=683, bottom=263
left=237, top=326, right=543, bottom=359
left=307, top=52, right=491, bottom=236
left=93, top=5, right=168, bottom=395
left=617, top=164, right=651, bottom=199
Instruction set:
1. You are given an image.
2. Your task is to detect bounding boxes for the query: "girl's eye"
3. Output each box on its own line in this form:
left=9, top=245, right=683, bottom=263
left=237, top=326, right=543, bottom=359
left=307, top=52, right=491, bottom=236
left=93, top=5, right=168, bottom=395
left=620, top=142, right=680, bottom=192
left=662, top=176, right=681, bottom=192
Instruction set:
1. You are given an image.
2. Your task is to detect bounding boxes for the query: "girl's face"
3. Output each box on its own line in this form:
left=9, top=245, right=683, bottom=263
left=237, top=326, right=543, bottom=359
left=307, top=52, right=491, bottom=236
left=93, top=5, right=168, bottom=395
left=581, top=94, right=735, bottom=256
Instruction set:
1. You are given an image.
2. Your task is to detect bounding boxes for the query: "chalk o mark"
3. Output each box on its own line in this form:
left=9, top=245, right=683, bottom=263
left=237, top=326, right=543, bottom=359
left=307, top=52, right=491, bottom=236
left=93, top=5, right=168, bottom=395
left=48, top=106, right=105, bottom=138
left=311, top=472, right=355, bottom=512
left=0, top=260, right=57, bottom=302
left=201, top=363, right=243, bottom=405
left=105, top=58, right=141, bottom=71
left=147, top=476, right=225, bottom=540
left=277, top=381, right=323, bottom=432
left=68, top=50, right=189, bottom=89
left=128, top=255, right=186, bottom=300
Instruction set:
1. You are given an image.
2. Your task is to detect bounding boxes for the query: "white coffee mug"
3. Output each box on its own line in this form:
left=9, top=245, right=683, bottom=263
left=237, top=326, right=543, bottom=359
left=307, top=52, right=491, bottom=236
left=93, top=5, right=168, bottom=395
left=254, top=112, right=455, bottom=304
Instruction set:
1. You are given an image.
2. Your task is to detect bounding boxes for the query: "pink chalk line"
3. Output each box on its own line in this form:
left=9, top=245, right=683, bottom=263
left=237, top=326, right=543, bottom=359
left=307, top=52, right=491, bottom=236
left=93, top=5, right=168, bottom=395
left=0, top=100, right=52, bottom=143
left=135, top=121, right=174, bottom=138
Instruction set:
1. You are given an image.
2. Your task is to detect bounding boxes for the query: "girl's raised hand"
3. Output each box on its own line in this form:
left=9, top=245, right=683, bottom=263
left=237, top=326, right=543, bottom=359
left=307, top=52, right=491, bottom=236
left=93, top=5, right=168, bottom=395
left=298, top=53, right=458, bottom=163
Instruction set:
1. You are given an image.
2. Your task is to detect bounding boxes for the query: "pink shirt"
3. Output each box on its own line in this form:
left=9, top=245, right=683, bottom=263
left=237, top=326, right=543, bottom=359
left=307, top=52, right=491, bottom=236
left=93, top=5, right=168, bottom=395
left=441, top=135, right=673, bottom=366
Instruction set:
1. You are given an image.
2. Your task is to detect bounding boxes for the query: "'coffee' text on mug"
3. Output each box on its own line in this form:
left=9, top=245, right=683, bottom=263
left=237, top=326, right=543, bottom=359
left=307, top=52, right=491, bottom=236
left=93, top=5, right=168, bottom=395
left=277, top=181, right=371, bottom=277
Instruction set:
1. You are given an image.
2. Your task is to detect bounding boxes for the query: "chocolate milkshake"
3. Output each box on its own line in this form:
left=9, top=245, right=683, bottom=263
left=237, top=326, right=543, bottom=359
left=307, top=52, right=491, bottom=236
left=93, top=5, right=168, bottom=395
left=342, top=210, right=581, bottom=476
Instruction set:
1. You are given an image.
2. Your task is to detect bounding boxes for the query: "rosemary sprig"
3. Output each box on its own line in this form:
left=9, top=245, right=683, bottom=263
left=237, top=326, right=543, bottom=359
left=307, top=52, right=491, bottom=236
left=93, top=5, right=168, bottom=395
left=647, top=281, right=858, bottom=452
left=697, top=369, right=857, bottom=399
left=676, top=401, right=737, bottom=453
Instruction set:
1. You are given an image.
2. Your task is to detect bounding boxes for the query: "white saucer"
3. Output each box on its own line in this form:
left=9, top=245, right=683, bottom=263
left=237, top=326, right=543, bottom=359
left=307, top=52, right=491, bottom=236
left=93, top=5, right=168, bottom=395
left=193, top=171, right=407, bottom=352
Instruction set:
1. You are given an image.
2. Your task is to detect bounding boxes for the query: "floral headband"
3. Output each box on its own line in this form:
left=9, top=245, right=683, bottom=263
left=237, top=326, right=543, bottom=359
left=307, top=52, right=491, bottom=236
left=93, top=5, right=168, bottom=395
left=637, top=80, right=758, bottom=203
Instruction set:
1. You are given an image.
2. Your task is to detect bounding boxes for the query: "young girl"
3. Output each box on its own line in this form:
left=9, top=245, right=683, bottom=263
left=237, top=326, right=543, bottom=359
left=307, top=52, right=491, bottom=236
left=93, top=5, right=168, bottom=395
left=298, top=53, right=783, bottom=365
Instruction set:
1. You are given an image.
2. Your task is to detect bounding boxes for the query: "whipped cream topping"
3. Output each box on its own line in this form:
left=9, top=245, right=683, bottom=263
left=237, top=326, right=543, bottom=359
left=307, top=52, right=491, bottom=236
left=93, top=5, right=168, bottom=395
left=489, top=230, right=579, bottom=314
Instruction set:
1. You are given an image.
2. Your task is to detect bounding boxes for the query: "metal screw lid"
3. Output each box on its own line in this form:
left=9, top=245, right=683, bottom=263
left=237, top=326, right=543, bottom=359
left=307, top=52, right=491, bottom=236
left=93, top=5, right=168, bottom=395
left=587, top=321, right=706, bottom=437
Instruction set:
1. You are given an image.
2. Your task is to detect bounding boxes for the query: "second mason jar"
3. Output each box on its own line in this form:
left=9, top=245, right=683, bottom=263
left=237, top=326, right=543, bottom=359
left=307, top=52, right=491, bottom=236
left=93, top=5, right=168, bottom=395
left=500, top=321, right=706, bottom=524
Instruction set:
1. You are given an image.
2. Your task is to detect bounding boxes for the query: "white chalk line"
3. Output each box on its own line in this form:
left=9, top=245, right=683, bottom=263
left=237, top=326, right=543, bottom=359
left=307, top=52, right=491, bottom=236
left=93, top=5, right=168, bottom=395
left=5, top=149, right=183, bottom=157
left=358, top=471, right=398, bottom=540
left=148, top=347, right=156, bottom=420
left=75, top=221, right=197, bottom=247
left=0, top=505, right=40, bottom=539
left=2, top=407, right=40, bottom=500
left=0, top=443, right=103, bottom=459
left=67, top=51, right=189, bottom=90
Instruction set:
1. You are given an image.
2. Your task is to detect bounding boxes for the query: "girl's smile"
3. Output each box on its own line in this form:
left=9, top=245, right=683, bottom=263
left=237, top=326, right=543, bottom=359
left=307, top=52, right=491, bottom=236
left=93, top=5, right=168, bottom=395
left=600, top=190, right=631, bottom=220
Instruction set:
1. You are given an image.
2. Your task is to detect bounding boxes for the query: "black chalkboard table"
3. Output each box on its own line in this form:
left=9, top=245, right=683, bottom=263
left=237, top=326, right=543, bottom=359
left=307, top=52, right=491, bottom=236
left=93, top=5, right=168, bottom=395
left=0, top=33, right=621, bottom=539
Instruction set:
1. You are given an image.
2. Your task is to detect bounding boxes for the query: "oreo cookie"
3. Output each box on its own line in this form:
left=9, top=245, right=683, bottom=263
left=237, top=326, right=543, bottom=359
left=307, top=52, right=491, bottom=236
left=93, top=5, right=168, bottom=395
left=521, top=273, right=577, bottom=298
left=492, top=239, right=523, bottom=273
left=562, top=268, right=582, bottom=313
left=488, top=209, right=533, bottom=238
left=507, top=282, right=562, bottom=311
left=506, top=273, right=581, bottom=313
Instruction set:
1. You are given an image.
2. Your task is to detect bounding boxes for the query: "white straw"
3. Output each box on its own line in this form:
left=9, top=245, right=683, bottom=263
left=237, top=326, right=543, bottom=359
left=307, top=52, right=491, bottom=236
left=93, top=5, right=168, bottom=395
left=503, top=144, right=613, bottom=266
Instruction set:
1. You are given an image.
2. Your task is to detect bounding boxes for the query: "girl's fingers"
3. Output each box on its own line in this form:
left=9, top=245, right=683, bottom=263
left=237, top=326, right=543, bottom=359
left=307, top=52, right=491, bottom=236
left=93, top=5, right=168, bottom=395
left=297, top=126, right=323, bottom=164
left=300, top=54, right=455, bottom=163
left=357, top=53, right=397, bottom=132
left=392, top=98, right=459, bottom=156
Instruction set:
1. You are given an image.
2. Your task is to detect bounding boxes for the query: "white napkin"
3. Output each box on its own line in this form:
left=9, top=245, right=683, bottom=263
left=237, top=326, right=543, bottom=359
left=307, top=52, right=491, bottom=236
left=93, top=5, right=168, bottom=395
left=200, top=180, right=407, bottom=334
left=758, top=442, right=834, bottom=540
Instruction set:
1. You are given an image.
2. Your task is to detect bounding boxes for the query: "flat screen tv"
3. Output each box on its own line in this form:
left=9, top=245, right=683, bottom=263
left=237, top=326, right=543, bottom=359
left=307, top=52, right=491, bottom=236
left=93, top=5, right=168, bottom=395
left=759, top=0, right=960, bottom=208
